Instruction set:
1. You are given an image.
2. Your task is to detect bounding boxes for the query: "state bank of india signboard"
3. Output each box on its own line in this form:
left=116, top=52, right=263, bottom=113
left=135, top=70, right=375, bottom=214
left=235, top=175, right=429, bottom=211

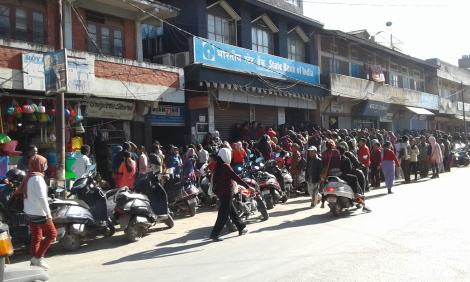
left=192, top=37, right=320, bottom=84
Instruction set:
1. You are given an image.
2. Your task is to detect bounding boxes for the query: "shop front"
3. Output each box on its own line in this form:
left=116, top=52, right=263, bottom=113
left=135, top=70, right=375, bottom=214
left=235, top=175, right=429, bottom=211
left=351, top=100, right=389, bottom=129
left=187, top=37, right=324, bottom=141
left=145, top=104, right=186, bottom=146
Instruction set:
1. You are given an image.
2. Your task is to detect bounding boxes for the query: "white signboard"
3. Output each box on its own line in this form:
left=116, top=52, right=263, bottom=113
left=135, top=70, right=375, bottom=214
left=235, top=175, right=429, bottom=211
left=330, top=102, right=344, bottom=113
left=22, top=51, right=94, bottom=93
left=84, top=99, right=135, bottom=120
left=22, top=53, right=45, bottom=91
left=457, top=101, right=470, bottom=112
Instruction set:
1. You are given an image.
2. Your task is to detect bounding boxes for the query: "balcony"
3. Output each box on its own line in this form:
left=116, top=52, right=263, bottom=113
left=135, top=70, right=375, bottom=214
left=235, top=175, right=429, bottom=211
left=329, top=73, right=439, bottom=110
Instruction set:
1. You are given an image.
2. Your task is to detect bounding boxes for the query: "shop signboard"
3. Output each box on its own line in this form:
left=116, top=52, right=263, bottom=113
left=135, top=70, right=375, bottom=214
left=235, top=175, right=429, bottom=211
left=44, top=49, right=67, bottom=94
left=419, top=93, right=439, bottom=110
left=145, top=105, right=185, bottom=126
left=361, top=100, right=389, bottom=117
left=380, top=113, right=394, bottom=122
left=23, top=50, right=94, bottom=94
left=330, top=102, right=343, bottom=113
left=193, top=37, right=320, bottom=84
left=84, top=99, right=135, bottom=120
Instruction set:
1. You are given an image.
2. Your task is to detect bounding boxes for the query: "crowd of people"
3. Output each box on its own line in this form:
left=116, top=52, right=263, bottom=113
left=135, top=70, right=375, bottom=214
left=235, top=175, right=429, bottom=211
left=12, top=123, right=469, bottom=266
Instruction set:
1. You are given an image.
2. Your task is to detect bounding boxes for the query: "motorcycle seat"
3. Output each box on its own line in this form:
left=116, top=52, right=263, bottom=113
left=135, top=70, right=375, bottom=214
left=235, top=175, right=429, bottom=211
left=105, top=188, right=120, bottom=199
left=116, top=190, right=149, bottom=202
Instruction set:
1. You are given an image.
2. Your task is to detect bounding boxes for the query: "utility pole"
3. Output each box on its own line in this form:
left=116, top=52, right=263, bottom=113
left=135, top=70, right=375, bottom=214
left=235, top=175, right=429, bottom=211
left=462, top=82, right=467, bottom=136
left=56, top=0, right=66, bottom=189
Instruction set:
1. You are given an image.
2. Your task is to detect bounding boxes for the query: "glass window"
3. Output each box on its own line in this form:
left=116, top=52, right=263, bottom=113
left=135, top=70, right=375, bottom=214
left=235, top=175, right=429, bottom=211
left=251, top=25, right=273, bottom=54
left=287, top=34, right=305, bottom=62
left=15, top=8, right=27, bottom=41
left=32, top=11, right=45, bottom=44
left=0, top=5, right=10, bottom=38
left=113, top=29, right=123, bottom=57
left=207, top=13, right=234, bottom=44
left=101, top=26, right=110, bottom=55
left=87, top=23, right=98, bottom=53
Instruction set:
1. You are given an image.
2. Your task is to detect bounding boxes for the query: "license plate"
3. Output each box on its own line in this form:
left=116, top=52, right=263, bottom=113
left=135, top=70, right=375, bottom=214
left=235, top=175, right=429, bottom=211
left=262, top=190, right=271, bottom=195
left=327, top=196, right=337, bottom=203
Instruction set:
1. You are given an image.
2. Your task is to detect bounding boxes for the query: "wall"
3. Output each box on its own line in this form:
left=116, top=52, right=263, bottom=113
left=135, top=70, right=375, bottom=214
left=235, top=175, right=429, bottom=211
left=256, top=0, right=303, bottom=15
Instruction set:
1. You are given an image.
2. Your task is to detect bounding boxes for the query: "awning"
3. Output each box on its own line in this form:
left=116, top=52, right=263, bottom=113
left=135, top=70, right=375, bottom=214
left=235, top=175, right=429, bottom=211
left=405, top=106, right=434, bottom=115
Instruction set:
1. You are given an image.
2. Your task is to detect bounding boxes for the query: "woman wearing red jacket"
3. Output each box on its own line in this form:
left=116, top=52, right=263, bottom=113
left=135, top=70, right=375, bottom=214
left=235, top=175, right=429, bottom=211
left=381, top=141, right=400, bottom=194
left=370, top=141, right=382, bottom=188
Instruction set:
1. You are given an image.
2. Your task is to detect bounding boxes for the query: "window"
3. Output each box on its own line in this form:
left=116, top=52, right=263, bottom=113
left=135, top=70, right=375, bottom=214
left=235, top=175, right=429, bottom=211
left=285, top=0, right=300, bottom=6
left=287, top=34, right=305, bottom=62
left=0, top=4, right=46, bottom=44
left=207, top=13, right=235, bottom=44
left=252, top=24, right=273, bottom=54
left=142, top=24, right=163, bottom=61
left=86, top=12, right=124, bottom=57
left=321, top=55, right=349, bottom=76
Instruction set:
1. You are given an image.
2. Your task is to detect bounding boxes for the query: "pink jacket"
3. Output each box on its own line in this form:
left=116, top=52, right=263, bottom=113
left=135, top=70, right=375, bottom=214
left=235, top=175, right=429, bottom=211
left=429, top=136, right=443, bottom=164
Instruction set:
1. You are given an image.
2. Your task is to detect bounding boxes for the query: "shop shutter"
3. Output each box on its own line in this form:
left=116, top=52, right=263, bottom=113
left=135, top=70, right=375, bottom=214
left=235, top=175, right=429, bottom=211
left=254, top=105, right=278, bottom=129
left=285, top=108, right=306, bottom=125
left=214, top=102, right=250, bottom=141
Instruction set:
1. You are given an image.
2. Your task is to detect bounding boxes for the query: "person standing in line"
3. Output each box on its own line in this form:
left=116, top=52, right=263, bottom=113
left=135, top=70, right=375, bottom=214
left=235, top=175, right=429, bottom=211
left=429, top=136, right=443, bottom=179
left=443, top=135, right=452, bottom=173
left=382, top=141, right=400, bottom=194
left=418, top=136, right=430, bottom=178
left=209, top=148, right=250, bottom=242
left=357, top=138, right=371, bottom=191
left=305, top=146, right=322, bottom=208
left=409, top=139, right=420, bottom=181
left=369, top=140, right=382, bottom=189
left=17, top=154, right=57, bottom=269
left=135, top=145, right=149, bottom=190
left=115, top=151, right=137, bottom=189
left=196, top=144, right=209, bottom=170
left=399, top=136, right=411, bottom=184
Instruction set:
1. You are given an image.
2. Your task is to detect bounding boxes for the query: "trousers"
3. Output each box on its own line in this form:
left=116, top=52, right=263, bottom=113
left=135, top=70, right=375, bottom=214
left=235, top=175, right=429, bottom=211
left=210, top=195, right=245, bottom=238
left=370, top=165, right=381, bottom=188
left=29, top=221, right=57, bottom=258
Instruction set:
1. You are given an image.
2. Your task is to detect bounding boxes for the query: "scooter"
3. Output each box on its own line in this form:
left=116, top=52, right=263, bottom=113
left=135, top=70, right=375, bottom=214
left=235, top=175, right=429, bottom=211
left=52, top=169, right=116, bottom=251
left=453, top=149, right=470, bottom=166
left=0, top=223, right=49, bottom=281
left=162, top=168, right=199, bottom=217
left=322, top=176, right=356, bottom=217
left=114, top=172, right=174, bottom=242
left=197, top=163, right=217, bottom=207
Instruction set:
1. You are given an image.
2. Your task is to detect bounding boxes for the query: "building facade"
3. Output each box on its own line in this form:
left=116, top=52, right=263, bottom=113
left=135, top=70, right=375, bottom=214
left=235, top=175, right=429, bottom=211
left=156, top=0, right=325, bottom=142
left=0, top=0, right=185, bottom=151
left=317, top=29, right=440, bottom=132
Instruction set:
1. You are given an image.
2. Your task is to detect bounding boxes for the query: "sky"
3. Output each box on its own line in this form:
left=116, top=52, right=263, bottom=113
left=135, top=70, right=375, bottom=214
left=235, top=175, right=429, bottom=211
left=303, top=0, right=469, bottom=66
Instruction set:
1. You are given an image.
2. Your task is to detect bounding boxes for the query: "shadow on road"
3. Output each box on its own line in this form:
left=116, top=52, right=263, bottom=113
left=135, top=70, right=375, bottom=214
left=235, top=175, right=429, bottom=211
left=102, top=240, right=211, bottom=265
left=284, top=197, right=310, bottom=205
left=251, top=212, right=336, bottom=234
left=365, top=193, right=389, bottom=200
left=267, top=206, right=311, bottom=218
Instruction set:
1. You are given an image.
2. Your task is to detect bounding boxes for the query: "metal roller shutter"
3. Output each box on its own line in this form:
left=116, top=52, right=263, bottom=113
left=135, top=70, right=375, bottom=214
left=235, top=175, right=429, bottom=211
left=254, top=105, right=278, bottom=129
left=214, top=102, right=250, bottom=141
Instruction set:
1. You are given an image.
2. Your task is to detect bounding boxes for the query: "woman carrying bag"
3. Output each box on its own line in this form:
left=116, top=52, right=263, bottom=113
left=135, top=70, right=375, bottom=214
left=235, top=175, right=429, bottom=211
left=209, top=148, right=251, bottom=242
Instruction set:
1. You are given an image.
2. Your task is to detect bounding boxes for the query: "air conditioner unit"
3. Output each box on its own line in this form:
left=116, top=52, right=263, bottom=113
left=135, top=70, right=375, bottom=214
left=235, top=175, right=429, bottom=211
left=153, top=53, right=175, bottom=66
left=175, top=51, right=190, bottom=68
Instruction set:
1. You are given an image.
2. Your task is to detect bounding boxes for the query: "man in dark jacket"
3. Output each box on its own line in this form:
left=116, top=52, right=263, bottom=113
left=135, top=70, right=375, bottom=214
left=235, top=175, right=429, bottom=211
left=305, top=146, right=322, bottom=208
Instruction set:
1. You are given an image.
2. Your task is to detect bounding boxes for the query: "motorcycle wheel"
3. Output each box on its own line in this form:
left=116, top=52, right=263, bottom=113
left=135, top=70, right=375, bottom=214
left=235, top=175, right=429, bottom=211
left=103, top=219, right=115, bottom=237
left=187, top=199, right=197, bottom=217
left=329, top=203, right=341, bottom=217
left=255, top=198, right=269, bottom=221
left=125, top=219, right=144, bottom=242
left=264, top=194, right=274, bottom=210
left=60, top=232, right=81, bottom=251
left=163, top=215, right=175, bottom=228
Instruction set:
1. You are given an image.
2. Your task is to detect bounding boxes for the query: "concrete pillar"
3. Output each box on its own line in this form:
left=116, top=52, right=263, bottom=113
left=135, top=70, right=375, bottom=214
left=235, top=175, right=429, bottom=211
left=63, top=3, right=73, bottom=49
left=276, top=19, right=287, bottom=58
left=239, top=2, right=252, bottom=49
left=277, top=107, right=285, bottom=125
left=136, top=21, right=143, bottom=62
left=208, top=95, right=215, bottom=133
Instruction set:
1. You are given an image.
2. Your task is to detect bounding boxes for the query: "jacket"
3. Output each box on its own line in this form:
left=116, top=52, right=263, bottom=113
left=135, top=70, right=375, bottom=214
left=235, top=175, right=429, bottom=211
left=370, top=148, right=382, bottom=167
left=305, top=155, right=322, bottom=184
left=358, top=144, right=371, bottom=167
left=213, top=163, right=248, bottom=198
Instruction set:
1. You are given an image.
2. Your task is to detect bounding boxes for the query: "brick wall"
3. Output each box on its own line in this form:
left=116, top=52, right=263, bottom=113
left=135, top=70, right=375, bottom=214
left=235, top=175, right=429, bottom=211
left=46, top=0, right=57, bottom=48
left=94, top=60, right=180, bottom=88
left=72, top=7, right=87, bottom=51
left=0, top=46, right=25, bottom=69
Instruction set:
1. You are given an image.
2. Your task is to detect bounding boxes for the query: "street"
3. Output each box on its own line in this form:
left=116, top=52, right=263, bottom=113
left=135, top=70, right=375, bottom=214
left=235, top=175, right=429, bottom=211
left=10, top=167, right=470, bottom=282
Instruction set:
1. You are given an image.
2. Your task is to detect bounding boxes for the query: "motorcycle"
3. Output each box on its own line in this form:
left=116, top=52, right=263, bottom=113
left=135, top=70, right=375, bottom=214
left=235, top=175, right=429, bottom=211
left=0, top=223, right=49, bottom=281
left=322, top=176, right=358, bottom=217
left=0, top=169, right=30, bottom=250
left=162, top=168, right=199, bottom=217
left=197, top=163, right=217, bottom=207
left=232, top=178, right=269, bottom=222
left=453, top=149, right=470, bottom=167
left=252, top=160, right=285, bottom=209
left=114, top=172, right=174, bottom=242
left=52, top=168, right=116, bottom=251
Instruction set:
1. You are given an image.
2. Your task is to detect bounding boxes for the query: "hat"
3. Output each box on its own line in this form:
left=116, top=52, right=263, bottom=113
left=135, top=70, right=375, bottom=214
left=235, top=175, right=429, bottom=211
left=218, top=148, right=232, bottom=164
left=307, top=146, right=317, bottom=151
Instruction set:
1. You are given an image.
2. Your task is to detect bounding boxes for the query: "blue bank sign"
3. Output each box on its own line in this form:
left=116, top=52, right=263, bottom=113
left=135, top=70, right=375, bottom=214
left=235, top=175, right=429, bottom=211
left=193, top=37, right=320, bottom=84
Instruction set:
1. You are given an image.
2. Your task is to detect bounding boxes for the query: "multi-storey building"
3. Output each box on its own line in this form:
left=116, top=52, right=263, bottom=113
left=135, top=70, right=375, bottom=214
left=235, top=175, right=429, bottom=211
left=316, top=29, right=440, bottom=132
left=0, top=0, right=184, bottom=151
left=157, top=0, right=325, bottom=141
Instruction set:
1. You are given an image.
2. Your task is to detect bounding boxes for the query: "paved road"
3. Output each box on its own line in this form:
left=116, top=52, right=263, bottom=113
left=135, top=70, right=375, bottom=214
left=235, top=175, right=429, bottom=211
left=10, top=167, right=470, bottom=281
